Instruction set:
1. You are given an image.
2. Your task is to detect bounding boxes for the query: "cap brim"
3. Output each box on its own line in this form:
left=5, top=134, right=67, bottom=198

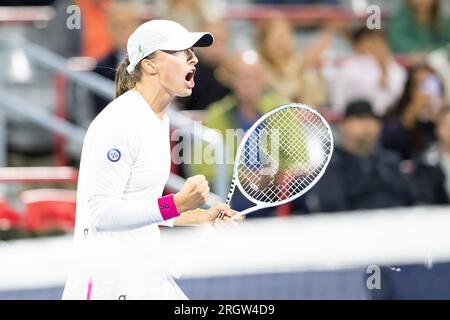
left=160, top=32, right=214, bottom=51
left=191, top=32, right=214, bottom=47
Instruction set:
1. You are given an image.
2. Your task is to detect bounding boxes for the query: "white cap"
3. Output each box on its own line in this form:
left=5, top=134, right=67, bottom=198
left=126, top=20, right=214, bottom=74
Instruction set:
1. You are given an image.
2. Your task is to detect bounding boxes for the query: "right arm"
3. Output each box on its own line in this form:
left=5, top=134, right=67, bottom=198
left=84, top=124, right=167, bottom=231
left=84, top=123, right=208, bottom=232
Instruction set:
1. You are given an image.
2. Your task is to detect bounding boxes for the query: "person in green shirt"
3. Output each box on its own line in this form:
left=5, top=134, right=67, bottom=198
left=191, top=52, right=286, bottom=184
left=388, top=0, right=450, bottom=54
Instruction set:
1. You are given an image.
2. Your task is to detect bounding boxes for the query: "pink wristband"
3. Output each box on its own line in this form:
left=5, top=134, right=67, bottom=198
left=157, top=193, right=180, bottom=221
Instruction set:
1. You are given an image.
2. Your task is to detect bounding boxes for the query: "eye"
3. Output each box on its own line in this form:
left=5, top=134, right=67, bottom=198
left=186, top=48, right=196, bottom=60
left=162, top=50, right=177, bottom=55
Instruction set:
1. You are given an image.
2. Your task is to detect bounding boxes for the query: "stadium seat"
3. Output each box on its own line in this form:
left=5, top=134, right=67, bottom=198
left=0, top=196, right=21, bottom=230
left=21, top=189, right=76, bottom=232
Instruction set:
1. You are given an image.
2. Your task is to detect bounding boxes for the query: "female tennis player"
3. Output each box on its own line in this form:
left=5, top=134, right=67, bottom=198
left=62, top=20, right=237, bottom=300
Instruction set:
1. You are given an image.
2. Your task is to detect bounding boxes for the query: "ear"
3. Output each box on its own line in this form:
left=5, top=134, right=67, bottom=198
left=140, top=59, right=158, bottom=75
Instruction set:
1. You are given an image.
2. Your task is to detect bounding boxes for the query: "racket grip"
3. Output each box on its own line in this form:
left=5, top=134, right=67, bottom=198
left=217, top=197, right=232, bottom=220
left=217, top=210, right=226, bottom=220
left=218, top=210, right=244, bottom=220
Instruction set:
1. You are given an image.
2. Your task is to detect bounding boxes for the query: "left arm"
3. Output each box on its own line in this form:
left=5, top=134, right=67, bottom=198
left=174, top=204, right=240, bottom=227
left=174, top=209, right=212, bottom=227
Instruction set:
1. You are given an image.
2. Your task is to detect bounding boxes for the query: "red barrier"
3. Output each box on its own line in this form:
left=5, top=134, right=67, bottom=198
left=0, top=197, right=21, bottom=230
left=21, top=189, right=76, bottom=232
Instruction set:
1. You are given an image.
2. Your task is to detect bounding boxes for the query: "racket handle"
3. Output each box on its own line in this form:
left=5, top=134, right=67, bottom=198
left=218, top=210, right=245, bottom=220
left=217, top=210, right=226, bottom=220
left=217, top=196, right=233, bottom=220
left=218, top=176, right=236, bottom=220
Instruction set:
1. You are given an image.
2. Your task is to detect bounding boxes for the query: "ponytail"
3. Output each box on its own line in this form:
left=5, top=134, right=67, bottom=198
left=115, top=55, right=141, bottom=98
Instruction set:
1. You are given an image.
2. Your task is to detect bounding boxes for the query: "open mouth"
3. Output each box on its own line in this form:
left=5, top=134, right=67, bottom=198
left=185, top=69, right=195, bottom=82
left=185, top=69, right=196, bottom=89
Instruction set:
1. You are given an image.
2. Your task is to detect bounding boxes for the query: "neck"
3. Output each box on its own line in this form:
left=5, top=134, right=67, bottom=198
left=415, top=9, right=432, bottom=24
left=272, top=59, right=288, bottom=74
left=355, top=46, right=367, bottom=55
left=134, top=79, right=171, bottom=120
left=342, top=140, right=371, bottom=158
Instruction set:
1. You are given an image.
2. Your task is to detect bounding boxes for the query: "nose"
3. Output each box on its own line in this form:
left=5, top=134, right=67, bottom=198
left=188, top=49, right=198, bottom=65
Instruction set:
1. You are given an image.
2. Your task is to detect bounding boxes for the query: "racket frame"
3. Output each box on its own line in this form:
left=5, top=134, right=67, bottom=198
left=221, top=103, right=334, bottom=219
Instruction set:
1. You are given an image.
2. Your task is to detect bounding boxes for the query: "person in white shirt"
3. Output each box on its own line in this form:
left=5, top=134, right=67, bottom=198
left=62, top=20, right=237, bottom=300
left=329, top=27, right=406, bottom=117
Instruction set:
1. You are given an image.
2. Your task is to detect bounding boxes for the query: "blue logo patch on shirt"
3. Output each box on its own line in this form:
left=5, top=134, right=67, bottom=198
left=107, top=148, right=121, bottom=162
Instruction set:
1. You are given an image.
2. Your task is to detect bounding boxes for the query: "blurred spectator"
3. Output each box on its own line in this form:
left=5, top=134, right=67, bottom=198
left=45, top=0, right=113, bottom=59
left=76, top=0, right=113, bottom=60
left=191, top=52, right=284, bottom=217
left=254, top=0, right=338, bottom=3
left=381, top=65, right=444, bottom=159
left=388, top=0, right=450, bottom=55
left=176, top=19, right=231, bottom=110
left=411, top=107, right=450, bottom=204
left=91, top=2, right=141, bottom=115
left=256, top=16, right=328, bottom=107
left=45, top=0, right=82, bottom=58
left=427, top=46, right=450, bottom=106
left=329, top=27, right=406, bottom=117
left=0, top=0, right=55, bottom=5
left=155, top=0, right=207, bottom=32
left=303, top=100, right=414, bottom=213
left=434, top=107, right=450, bottom=200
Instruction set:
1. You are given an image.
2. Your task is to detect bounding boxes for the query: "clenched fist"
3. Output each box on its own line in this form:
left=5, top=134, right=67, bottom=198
left=173, top=175, right=209, bottom=212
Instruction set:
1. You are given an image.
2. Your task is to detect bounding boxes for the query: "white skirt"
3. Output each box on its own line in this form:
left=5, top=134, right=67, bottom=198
left=62, top=235, right=187, bottom=300
left=62, top=268, right=187, bottom=300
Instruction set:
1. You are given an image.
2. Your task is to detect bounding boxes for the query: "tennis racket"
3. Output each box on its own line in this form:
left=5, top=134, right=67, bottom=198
left=219, top=103, right=334, bottom=220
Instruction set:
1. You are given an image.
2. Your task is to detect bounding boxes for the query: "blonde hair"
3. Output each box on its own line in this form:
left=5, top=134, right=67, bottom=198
left=256, top=16, right=293, bottom=73
left=114, top=53, right=155, bottom=98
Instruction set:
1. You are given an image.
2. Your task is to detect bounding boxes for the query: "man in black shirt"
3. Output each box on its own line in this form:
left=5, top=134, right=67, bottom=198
left=303, top=100, right=414, bottom=213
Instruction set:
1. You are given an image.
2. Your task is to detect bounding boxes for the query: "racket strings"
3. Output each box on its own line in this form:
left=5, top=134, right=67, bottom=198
left=236, top=106, right=333, bottom=204
left=276, top=109, right=332, bottom=199
left=268, top=109, right=321, bottom=200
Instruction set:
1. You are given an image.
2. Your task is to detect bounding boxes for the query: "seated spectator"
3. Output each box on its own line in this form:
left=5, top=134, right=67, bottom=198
left=427, top=46, right=450, bottom=106
left=329, top=27, right=406, bottom=117
left=155, top=0, right=207, bottom=32
left=45, top=0, right=122, bottom=60
left=176, top=19, right=231, bottom=110
left=91, top=2, right=141, bottom=115
left=381, top=64, right=445, bottom=160
left=254, top=0, right=338, bottom=3
left=44, top=0, right=82, bottom=58
left=191, top=52, right=285, bottom=217
left=76, top=0, right=114, bottom=60
left=388, top=0, right=450, bottom=55
left=302, top=100, right=414, bottom=213
left=256, top=16, right=328, bottom=108
left=411, top=107, right=450, bottom=204
left=1, top=0, right=55, bottom=5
